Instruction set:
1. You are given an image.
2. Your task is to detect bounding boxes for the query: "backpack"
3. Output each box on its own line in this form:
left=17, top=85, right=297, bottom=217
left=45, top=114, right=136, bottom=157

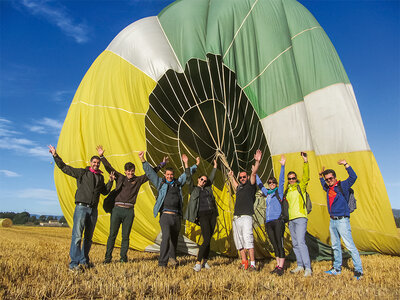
left=284, top=185, right=312, bottom=214
left=337, top=182, right=357, bottom=213
left=103, top=188, right=121, bottom=213
left=275, top=190, right=289, bottom=223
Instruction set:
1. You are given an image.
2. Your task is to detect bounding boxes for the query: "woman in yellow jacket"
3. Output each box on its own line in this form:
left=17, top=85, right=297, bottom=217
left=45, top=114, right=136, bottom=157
left=285, top=152, right=311, bottom=277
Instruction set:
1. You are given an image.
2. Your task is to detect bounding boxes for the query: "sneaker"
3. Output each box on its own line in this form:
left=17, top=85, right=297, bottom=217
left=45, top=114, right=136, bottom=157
left=193, top=263, right=202, bottom=272
left=80, top=262, right=94, bottom=270
left=270, top=266, right=279, bottom=274
left=354, top=271, right=363, bottom=280
left=202, top=262, right=211, bottom=270
left=325, top=268, right=341, bottom=275
left=119, top=258, right=128, bottom=263
left=290, top=266, right=304, bottom=274
left=248, top=265, right=257, bottom=272
left=168, top=257, right=178, bottom=267
left=69, top=265, right=82, bottom=273
left=304, top=268, right=312, bottom=277
left=276, top=267, right=284, bottom=276
left=239, top=261, right=248, bottom=270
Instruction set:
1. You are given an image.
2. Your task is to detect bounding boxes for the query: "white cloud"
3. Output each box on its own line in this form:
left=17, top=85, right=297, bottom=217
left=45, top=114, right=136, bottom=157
left=27, top=117, right=63, bottom=135
left=0, top=118, right=20, bottom=137
left=19, top=0, right=89, bottom=44
left=0, top=170, right=21, bottom=177
left=53, top=90, right=74, bottom=102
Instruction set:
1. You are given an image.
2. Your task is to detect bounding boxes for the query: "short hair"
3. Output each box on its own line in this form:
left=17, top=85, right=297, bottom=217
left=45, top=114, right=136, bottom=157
left=198, top=174, right=208, bottom=180
left=267, top=177, right=277, bottom=184
left=323, top=169, right=336, bottom=178
left=287, top=171, right=297, bottom=178
left=165, top=167, right=174, bottom=173
left=124, top=162, right=135, bottom=171
left=90, top=156, right=101, bottom=162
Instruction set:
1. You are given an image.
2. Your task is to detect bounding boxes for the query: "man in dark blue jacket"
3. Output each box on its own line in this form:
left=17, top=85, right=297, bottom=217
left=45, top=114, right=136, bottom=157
left=319, top=160, right=363, bottom=280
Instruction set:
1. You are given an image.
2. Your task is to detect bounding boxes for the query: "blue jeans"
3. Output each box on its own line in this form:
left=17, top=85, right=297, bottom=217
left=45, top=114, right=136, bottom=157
left=329, top=217, right=363, bottom=273
left=69, top=205, right=98, bottom=269
left=288, top=217, right=311, bottom=269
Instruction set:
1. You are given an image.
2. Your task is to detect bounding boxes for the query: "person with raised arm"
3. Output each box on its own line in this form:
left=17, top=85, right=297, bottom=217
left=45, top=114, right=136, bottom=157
left=320, top=160, right=363, bottom=280
left=139, top=151, right=195, bottom=268
left=96, top=145, right=167, bottom=264
left=286, top=152, right=311, bottom=277
left=227, top=149, right=262, bottom=271
left=48, top=145, right=115, bottom=271
left=256, top=155, right=286, bottom=275
left=184, top=158, right=219, bottom=271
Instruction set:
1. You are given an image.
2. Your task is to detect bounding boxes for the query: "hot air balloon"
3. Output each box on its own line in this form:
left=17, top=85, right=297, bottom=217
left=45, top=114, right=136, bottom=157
left=55, top=0, right=400, bottom=259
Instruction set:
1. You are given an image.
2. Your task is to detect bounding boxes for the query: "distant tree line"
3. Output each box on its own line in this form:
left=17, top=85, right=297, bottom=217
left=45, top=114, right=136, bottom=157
left=0, top=212, right=66, bottom=225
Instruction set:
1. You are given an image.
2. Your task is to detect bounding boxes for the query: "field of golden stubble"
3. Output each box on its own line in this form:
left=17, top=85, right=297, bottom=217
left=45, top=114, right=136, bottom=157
left=0, top=226, right=399, bottom=299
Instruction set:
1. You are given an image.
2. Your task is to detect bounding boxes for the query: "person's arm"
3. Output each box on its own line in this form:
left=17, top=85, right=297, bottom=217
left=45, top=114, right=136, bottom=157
left=207, top=159, right=218, bottom=184
left=48, top=145, right=83, bottom=178
left=300, top=152, right=310, bottom=192
left=228, top=170, right=238, bottom=192
left=278, top=155, right=286, bottom=197
left=250, top=149, right=262, bottom=185
left=100, top=172, right=116, bottom=195
left=139, top=151, right=162, bottom=187
left=97, top=145, right=123, bottom=179
left=153, top=156, right=168, bottom=173
left=178, top=154, right=190, bottom=185
left=318, top=166, right=328, bottom=191
left=256, top=174, right=268, bottom=196
left=338, top=159, right=357, bottom=188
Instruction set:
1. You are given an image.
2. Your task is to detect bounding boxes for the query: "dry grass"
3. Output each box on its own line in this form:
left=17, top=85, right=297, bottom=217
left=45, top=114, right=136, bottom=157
left=0, top=226, right=399, bottom=299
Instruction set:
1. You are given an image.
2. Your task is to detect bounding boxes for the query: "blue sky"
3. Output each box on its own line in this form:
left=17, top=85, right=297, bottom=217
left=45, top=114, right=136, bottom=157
left=0, top=0, right=399, bottom=215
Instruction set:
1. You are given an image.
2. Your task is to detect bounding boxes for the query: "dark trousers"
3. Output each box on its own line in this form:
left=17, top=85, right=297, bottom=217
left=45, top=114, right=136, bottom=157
left=265, top=218, right=285, bottom=258
left=105, top=206, right=135, bottom=262
left=197, top=211, right=217, bottom=262
left=159, top=213, right=181, bottom=266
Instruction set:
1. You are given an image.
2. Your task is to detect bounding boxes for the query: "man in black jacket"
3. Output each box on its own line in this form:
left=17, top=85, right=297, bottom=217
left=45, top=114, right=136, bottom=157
left=96, top=145, right=166, bottom=263
left=49, top=145, right=114, bottom=271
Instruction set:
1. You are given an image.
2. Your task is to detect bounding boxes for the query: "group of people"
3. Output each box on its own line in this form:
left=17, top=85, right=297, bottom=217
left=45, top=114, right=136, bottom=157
left=48, top=145, right=363, bottom=280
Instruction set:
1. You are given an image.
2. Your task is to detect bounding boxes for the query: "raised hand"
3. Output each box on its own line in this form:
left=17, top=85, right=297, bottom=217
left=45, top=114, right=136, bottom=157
left=138, top=151, right=145, bottom=162
left=213, top=159, right=217, bottom=168
left=96, top=145, right=104, bottom=157
left=301, top=152, right=308, bottom=162
left=109, top=171, right=116, bottom=182
left=48, top=145, right=56, bottom=157
left=181, top=154, right=188, bottom=163
left=196, top=157, right=200, bottom=166
left=162, top=156, right=169, bottom=164
left=228, top=170, right=234, bottom=177
left=319, top=166, right=325, bottom=176
left=338, top=159, right=347, bottom=165
left=254, top=149, right=262, bottom=162
left=279, top=155, right=286, bottom=166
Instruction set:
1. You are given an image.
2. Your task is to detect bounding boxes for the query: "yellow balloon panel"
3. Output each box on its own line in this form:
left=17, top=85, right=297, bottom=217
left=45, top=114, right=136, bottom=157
left=271, top=151, right=400, bottom=255
left=55, top=50, right=159, bottom=251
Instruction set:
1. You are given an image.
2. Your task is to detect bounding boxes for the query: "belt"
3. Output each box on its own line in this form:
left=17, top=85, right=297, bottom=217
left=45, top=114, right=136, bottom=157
left=76, top=202, right=92, bottom=208
left=330, top=216, right=349, bottom=220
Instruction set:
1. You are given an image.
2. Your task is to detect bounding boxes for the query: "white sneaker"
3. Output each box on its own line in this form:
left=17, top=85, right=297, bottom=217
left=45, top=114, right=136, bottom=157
left=290, top=266, right=304, bottom=274
left=304, top=268, right=312, bottom=277
left=202, top=262, right=211, bottom=269
left=193, top=264, right=202, bottom=272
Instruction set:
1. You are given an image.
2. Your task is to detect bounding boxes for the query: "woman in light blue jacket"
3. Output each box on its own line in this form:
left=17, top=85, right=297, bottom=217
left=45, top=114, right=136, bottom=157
left=256, top=155, right=286, bottom=275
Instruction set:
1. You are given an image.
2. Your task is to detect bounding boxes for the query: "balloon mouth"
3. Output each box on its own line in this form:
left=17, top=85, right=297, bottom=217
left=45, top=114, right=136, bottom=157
left=145, top=53, right=273, bottom=190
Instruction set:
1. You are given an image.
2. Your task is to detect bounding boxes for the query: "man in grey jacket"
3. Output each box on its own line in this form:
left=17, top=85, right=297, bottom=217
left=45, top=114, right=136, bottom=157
left=139, top=151, right=192, bottom=267
left=49, top=145, right=114, bottom=271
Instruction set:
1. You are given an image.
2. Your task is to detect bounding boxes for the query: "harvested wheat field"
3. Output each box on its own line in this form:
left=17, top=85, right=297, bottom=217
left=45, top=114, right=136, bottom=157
left=0, top=226, right=399, bottom=299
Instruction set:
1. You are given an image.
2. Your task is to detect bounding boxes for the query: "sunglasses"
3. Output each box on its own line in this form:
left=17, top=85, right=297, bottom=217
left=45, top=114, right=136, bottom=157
left=325, top=176, right=335, bottom=182
left=199, top=178, right=207, bottom=182
left=239, top=176, right=247, bottom=179
left=268, top=181, right=276, bottom=184
left=288, top=177, right=297, bottom=180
